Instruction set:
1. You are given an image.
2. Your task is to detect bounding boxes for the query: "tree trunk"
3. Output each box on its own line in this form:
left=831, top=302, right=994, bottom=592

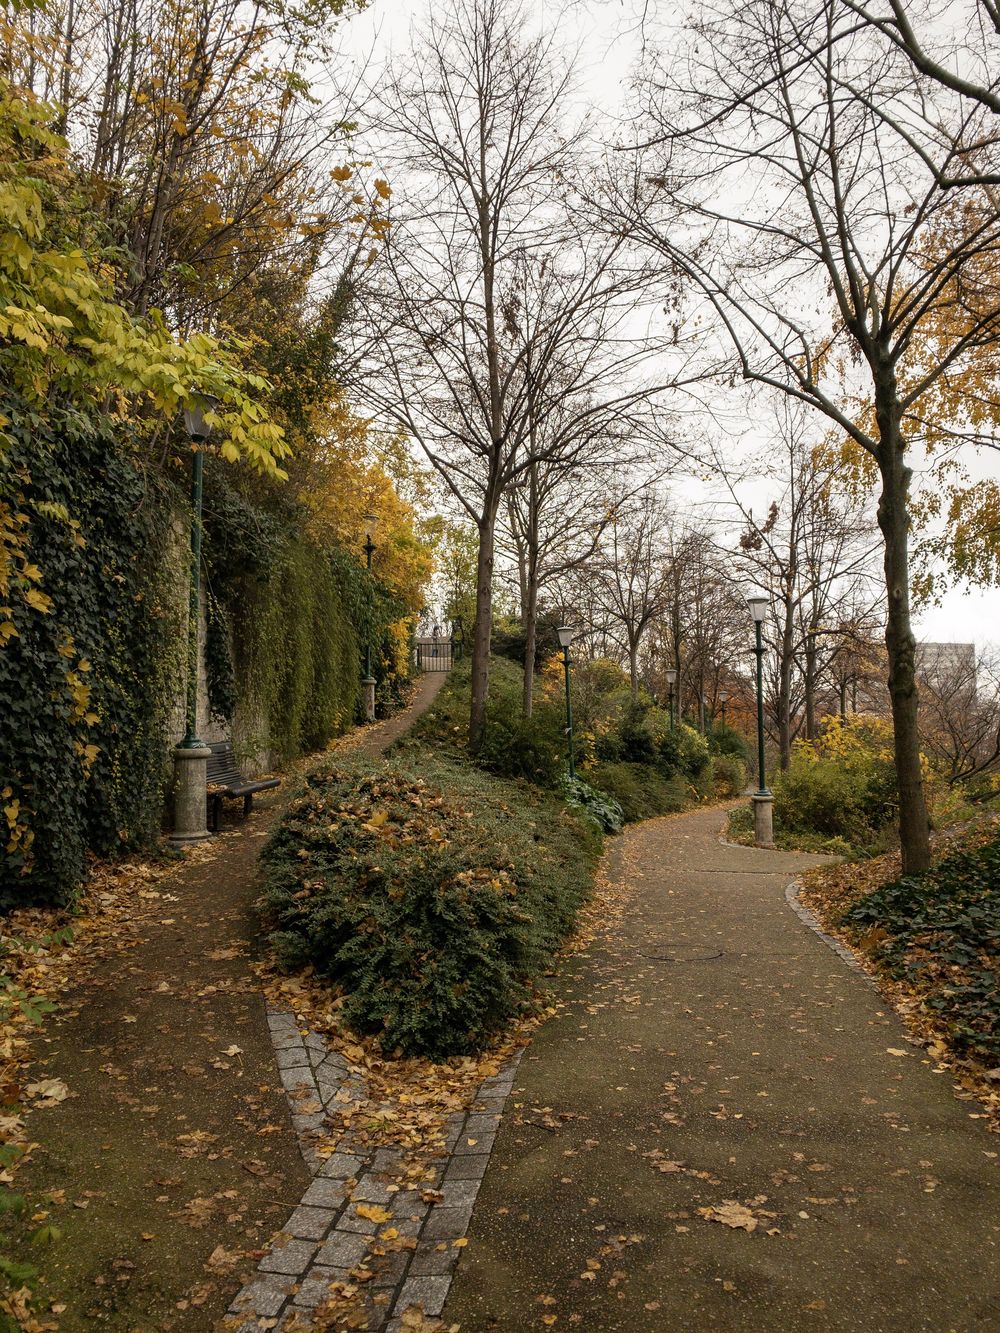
left=875, top=383, right=930, bottom=873
left=522, top=573, right=538, bottom=719
left=629, top=641, right=640, bottom=700
left=804, top=638, right=817, bottom=739
left=469, top=516, right=496, bottom=752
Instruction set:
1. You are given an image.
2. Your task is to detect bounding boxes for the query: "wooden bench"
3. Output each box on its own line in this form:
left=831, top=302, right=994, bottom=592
left=206, top=741, right=280, bottom=832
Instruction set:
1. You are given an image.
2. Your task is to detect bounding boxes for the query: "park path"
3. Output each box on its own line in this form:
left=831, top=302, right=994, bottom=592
left=445, top=806, right=1000, bottom=1333
left=12, top=673, right=447, bottom=1331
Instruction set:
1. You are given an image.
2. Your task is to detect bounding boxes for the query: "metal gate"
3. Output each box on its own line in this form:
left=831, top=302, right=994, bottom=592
left=414, top=637, right=454, bottom=671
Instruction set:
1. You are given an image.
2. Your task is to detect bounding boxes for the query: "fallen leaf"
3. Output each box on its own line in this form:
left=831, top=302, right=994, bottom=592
left=25, top=1079, right=69, bottom=1106
left=699, top=1201, right=758, bottom=1233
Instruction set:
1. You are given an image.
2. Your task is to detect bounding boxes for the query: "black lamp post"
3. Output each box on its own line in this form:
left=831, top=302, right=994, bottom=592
left=747, top=593, right=773, bottom=846
left=719, top=690, right=729, bottom=727
left=172, top=394, right=217, bottom=844
left=451, top=617, right=464, bottom=662
left=362, top=511, right=378, bottom=722
left=556, top=625, right=578, bottom=780
left=665, top=667, right=677, bottom=732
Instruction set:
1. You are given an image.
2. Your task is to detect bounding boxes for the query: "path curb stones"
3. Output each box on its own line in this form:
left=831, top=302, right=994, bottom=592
left=226, top=1008, right=522, bottom=1330
left=784, top=879, right=874, bottom=982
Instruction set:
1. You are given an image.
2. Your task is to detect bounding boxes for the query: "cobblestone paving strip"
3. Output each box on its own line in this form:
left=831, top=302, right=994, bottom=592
left=784, top=879, right=874, bottom=982
left=226, top=1008, right=522, bottom=1330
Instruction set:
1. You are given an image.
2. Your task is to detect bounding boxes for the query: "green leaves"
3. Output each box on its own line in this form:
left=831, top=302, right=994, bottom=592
left=841, top=831, right=1000, bottom=1061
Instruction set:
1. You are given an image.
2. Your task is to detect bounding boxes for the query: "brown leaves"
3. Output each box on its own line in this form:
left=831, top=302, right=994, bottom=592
left=24, top=1078, right=68, bottom=1107
left=698, top=1201, right=759, bottom=1232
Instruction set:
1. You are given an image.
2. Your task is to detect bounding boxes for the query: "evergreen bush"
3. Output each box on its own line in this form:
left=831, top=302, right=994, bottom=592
left=260, top=756, right=601, bottom=1057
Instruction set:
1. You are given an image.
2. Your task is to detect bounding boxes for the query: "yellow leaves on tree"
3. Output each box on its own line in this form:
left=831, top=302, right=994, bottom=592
left=288, top=390, right=434, bottom=667
left=0, top=80, right=289, bottom=478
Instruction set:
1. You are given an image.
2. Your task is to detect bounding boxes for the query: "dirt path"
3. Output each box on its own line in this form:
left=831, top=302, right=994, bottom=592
left=12, top=674, right=447, bottom=1332
left=445, top=806, right=1000, bottom=1333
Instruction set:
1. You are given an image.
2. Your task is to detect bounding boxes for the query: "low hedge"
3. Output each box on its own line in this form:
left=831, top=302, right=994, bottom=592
left=259, top=754, right=601, bottom=1057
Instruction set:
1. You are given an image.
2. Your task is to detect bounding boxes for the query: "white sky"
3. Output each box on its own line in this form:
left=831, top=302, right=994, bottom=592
left=337, top=0, right=1000, bottom=651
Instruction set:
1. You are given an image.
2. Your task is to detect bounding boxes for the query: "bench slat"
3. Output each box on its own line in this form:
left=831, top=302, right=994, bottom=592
left=204, top=740, right=281, bottom=832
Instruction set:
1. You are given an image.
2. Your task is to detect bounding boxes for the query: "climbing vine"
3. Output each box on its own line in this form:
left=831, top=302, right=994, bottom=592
left=0, top=399, right=181, bottom=906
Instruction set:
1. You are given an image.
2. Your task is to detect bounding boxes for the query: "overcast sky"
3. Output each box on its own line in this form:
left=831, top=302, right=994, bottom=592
left=338, top=0, right=1000, bottom=651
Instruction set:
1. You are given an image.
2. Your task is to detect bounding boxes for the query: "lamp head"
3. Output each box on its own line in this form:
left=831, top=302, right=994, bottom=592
left=747, top=594, right=769, bottom=623
left=183, top=394, right=219, bottom=443
left=719, top=690, right=729, bottom=703
left=556, top=625, right=578, bottom=650
left=665, top=668, right=677, bottom=686
left=363, top=511, right=379, bottom=541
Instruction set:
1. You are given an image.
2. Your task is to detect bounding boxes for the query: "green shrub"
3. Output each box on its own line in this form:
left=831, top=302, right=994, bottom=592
left=709, top=723, right=750, bottom=761
left=773, top=714, right=898, bottom=851
left=840, top=830, right=1000, bottom=1062
left=774, top=758, right=874, bottom=842
left=259, top=755, right=601, bottom=1057
left=654, top=720, right=711, bottom=783
left=588, top=761, right=687, bottom=823
left=561, top=776, right=624, bottom=834
left=712, top=754, right=747, bottom=798
left=476, top=699, right=567, bottom=787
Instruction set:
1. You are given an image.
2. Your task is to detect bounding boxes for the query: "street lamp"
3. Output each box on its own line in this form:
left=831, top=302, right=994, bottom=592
left=556, top=625, right=579, bottom=780
left=747, top=593, right=773, bottom=848
left=451, top=617, right=464, bottom=662
left=362, top=511, right=378, bottom=722
left=665, top=667, right=677, bottom=732
left=171, top=394, right=218, bottom=845
left=718, top=690, right=729, bottom=727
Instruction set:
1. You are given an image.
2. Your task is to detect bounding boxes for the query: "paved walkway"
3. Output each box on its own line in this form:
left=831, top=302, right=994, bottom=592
left=445, top=807, right=1000, bottom=1332
left=13, top=674, right=448, bottom=1330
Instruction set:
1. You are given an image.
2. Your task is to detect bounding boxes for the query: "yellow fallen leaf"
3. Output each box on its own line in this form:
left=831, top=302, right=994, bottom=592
left=886, top=1048, right=910, bottom=1057
left=356, top=1204, right=392, bottom=1224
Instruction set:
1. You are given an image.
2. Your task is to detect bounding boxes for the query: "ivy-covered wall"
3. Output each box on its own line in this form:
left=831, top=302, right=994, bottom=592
left=199, top=460, right=411, bottom=770
left=1, top=416, right=416, bottom=908
left=0, top=400, right=181, bottom=907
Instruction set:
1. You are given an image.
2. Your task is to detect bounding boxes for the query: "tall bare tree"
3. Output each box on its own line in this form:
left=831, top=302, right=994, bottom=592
left=574, top=486, right=674, bottom=700
left=357, top=0, right=667, bottom=746
left=918, top=645, right=1000, bottom=786
left=721, top=406, right=881, bottom=765
left=618, top=0, right=1000, bottom=870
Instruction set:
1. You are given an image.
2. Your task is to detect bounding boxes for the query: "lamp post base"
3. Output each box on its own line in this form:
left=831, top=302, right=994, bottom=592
left=170, top=742, right=211, bottom=844
left=751, top=792, right=774, bottom=849
left=362, top=676, right=376, bottom=723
